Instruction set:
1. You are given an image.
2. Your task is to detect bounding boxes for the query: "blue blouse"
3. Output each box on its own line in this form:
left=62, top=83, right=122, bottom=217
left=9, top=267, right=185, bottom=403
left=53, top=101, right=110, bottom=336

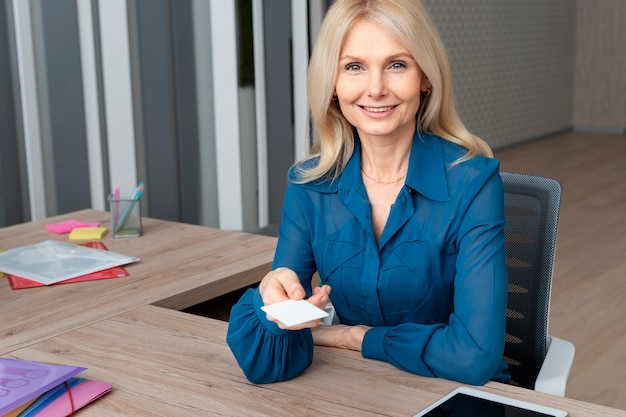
left=227, top=132, right=510, bottom=385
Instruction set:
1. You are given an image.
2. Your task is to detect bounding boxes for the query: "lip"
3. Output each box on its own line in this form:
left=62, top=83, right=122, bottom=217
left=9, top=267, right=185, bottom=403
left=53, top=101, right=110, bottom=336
left=360, top=104, right=397, bottom=115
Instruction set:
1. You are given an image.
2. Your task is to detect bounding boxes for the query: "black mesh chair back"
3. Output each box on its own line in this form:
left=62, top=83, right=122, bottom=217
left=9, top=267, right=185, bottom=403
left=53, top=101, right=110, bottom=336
left=501, top=172, right=562, bottom=389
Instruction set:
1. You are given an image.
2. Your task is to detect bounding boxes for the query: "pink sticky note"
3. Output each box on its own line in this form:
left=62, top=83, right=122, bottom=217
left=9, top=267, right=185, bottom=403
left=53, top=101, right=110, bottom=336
left=46, top=219, right=100, bottom=234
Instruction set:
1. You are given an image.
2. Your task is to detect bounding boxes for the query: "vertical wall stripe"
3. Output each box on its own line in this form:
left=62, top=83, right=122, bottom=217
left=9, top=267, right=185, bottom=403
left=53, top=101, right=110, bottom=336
left=252, top=0, right=268, bottom=229
left=291, top=0, right=309, bottom=162
left=209, top=0, right=243, bottom=230
left=307, top=1, right=326, bottom=48
left=262, top=1, right=293, bottom=227
left=77, top=0, right=106, bottom=210
left=97, top=0, right=137, bottom=194
left=191, top=0, right=219, bottom=228
left=171, top=0, right=201, bottom=225
left=38, top=0, right=91, bottom=215
left=12, top=0, right=46, bottom=220
left=0, top=1, right=24, bottom=226
left=134, top=1, right=180, bottom=221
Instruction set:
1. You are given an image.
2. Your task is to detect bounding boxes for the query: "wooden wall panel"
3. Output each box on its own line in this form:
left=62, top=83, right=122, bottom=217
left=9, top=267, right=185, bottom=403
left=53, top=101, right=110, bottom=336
left=573, top=0, right=626, bottom=130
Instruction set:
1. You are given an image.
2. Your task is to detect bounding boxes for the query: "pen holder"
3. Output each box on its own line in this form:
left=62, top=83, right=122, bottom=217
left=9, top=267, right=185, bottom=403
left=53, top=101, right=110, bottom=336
left=109, top=194, right=142, bottom=238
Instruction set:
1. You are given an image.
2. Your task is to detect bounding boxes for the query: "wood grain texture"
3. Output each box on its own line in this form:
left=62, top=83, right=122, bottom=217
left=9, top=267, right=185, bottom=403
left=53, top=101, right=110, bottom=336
left=496, top=131, right=626, bottom=410
left=0, top=209, right=276, bottom=355
left=8, top=305, right=626, bottom=417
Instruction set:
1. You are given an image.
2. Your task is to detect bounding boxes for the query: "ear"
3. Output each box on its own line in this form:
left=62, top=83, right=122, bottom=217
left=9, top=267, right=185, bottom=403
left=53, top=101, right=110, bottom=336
left=421, top=77, right=432, bottom=93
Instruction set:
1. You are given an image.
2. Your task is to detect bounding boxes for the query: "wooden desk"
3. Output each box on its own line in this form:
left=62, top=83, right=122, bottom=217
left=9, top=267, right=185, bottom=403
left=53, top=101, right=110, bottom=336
left=5, top=305, right=626, bottom=417
left=0, top=209, right=276, bottom=355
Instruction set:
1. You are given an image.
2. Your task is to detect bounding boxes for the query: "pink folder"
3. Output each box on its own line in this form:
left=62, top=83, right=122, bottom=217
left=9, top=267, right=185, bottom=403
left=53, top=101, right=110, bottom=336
left=32, top=380, right=112, bottom=417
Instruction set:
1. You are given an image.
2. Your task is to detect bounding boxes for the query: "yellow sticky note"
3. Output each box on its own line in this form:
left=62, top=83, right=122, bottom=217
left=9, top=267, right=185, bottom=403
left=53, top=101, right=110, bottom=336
left=68, top=226, right=108, bottom=241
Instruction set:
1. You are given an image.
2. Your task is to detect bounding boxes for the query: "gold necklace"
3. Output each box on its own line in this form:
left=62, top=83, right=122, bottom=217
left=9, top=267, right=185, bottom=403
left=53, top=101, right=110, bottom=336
left=360, top=168, right=406, bottom=185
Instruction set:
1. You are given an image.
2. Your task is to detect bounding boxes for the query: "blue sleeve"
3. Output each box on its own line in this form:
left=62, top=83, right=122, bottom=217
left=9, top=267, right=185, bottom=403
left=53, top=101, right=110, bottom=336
left=362, top=165, right=508, bottom=385
left=226, top=288, right=314, bottom=383
left=227, top=179, right=318, bottom=384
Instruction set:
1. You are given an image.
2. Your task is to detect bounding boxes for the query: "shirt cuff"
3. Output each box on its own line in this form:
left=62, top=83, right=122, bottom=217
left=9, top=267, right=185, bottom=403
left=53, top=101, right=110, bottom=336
left=362, top=326, right=391, bottom=361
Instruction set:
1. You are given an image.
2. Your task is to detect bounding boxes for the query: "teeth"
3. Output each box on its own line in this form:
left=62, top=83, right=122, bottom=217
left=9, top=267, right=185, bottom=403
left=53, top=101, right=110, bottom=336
left=363, top=106, right=394, bottom=113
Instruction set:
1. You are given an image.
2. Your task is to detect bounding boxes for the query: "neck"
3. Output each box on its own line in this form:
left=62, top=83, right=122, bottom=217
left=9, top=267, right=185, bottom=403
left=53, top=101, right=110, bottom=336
left=361, top=167, right=406, bottom=185
left=359, top=138, right=412, bottom=185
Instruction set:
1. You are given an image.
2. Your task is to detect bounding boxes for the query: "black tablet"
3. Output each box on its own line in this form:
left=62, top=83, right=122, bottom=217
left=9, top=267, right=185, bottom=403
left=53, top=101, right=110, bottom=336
left=413, top=387, right=568, bottom=417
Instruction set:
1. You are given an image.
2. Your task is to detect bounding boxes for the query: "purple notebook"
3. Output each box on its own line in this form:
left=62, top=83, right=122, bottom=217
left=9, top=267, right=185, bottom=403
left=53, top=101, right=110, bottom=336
left=0, top=358, right=85, bottom=415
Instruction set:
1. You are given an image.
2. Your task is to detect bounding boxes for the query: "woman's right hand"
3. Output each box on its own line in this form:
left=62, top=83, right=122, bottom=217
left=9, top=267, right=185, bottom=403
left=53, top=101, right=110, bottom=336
left=258, top=267, right=331, bottom=330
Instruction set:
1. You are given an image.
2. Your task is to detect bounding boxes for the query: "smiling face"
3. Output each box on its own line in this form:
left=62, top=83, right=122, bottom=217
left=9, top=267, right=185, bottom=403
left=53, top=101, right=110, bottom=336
left=335, top=19, right=430, bottom=143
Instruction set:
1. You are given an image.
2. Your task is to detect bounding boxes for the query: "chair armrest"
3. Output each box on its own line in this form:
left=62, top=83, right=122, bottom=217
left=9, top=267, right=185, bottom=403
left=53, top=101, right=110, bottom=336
left=535, top=336, right=575, bottom=397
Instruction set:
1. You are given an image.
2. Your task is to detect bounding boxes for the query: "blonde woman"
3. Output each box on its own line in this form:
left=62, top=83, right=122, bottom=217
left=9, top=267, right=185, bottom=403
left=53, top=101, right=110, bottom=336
left=228, top=0, right=509, bottom=386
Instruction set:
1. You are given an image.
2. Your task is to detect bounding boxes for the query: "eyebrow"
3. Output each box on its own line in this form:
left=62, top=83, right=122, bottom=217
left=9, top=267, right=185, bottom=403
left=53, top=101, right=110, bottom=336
left=339, top=52, right=415, bottom=62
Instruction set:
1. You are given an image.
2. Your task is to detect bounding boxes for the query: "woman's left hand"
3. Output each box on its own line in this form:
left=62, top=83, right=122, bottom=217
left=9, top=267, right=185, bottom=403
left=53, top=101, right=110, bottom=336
left=311, top=324, right=371, bottom=351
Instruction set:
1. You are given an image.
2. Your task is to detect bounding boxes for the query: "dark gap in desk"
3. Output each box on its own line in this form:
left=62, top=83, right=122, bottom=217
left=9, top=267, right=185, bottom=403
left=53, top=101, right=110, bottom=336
left=182, top=225, right=274, bottom=321
left=182, top=284, right=257, bottom=321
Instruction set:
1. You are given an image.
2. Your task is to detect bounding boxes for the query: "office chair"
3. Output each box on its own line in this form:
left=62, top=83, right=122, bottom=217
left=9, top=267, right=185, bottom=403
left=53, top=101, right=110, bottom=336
left=501, top=171, right=575, bottom=397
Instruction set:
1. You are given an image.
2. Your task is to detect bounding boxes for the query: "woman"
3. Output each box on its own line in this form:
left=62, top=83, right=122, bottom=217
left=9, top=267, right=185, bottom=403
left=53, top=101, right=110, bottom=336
left=227, top=0, right=509, bottom=386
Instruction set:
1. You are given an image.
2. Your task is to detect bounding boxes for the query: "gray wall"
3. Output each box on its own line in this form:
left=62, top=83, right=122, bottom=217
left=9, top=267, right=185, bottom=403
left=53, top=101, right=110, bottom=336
left=0, top=0, right=24, bottom=225
left=3, top=1, right=622, bottom=228
left=423, top=0, right=576, bottom=149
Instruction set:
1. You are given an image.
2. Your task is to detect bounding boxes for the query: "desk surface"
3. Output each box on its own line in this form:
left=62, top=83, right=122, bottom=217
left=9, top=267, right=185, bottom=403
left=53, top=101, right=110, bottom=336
left=6, top=305, right=626, bottom=417
left=0, top=209, right=276, bottom=355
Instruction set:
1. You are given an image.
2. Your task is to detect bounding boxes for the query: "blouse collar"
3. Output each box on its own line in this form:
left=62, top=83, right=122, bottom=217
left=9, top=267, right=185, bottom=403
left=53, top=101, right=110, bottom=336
left=337, top=131, right=451, bottom=202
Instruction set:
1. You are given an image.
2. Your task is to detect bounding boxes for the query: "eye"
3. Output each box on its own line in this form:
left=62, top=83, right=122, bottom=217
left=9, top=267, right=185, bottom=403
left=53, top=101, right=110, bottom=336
left=345, top=63, right=362, bottom=72
left=389, top=61, right=407, bottom=70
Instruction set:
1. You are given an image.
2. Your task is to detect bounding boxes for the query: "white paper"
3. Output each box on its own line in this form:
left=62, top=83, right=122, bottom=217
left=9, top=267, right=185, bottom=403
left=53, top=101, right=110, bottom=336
left=0, top=240, right=139, bottom=285
left=261, top=299, right=329, bottom=327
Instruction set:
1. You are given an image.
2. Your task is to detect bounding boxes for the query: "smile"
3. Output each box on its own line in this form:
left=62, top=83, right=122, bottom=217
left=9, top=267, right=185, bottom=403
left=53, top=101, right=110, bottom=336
left=361, top=105, right=395, bottom=113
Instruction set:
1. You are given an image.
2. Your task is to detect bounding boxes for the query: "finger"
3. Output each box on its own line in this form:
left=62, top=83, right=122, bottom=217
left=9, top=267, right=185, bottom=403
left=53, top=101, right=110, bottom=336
left=308, top=285, right=331, bottom=309
left=281, top=278, right=306, bottom=300
left=260, top=268, right=302, bottom=304
left=312, top=284, right=331, bottom=296
left=271, top=267, right=305, bottom=300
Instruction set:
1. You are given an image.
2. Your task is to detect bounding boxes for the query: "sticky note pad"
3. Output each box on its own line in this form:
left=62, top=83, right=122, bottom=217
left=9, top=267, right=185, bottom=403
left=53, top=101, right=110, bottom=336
left=261, top=299, right=329, bottom=327
left=68, top=227, right=108, bottom=241
left=46, top=219, right=100, bottom=234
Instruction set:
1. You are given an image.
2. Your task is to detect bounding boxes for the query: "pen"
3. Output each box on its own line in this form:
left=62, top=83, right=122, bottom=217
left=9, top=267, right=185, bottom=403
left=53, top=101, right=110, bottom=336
left=130, top=182, right=144, bottom=200
left=112, top=187, right=121, bottom=225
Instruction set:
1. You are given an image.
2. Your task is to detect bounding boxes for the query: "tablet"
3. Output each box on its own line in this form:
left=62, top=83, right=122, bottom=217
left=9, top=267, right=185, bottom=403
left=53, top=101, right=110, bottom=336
left=413, top=387, right=568, bottom=417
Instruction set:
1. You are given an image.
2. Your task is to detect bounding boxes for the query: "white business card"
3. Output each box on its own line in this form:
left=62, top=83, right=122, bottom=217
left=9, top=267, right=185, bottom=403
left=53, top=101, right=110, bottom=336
left=261, top=299, right=329, bottom=327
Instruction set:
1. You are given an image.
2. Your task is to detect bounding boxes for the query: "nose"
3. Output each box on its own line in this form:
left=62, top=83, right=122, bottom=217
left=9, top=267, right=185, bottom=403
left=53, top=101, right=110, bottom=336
left=366, top=70, right=386, bottom=97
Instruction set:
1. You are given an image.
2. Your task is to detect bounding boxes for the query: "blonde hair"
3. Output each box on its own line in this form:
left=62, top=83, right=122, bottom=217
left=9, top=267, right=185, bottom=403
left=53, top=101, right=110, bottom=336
left=295, top=0, right=493, bottom=183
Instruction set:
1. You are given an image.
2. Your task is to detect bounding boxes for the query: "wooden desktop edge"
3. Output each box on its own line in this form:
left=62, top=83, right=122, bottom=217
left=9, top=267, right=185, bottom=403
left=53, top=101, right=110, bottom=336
left=11, top=304, right=622, bottom=417
left=0, top=208, right=277, bottom=354
left=152, top=262, right=271, bottom=310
